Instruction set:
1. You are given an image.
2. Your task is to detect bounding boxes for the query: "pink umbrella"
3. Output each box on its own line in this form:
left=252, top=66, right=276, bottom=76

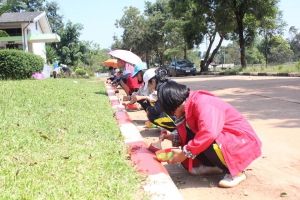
left=109, top=49, right=142, bottom=65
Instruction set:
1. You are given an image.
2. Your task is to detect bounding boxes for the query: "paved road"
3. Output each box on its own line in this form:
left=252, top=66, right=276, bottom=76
left=124, top=75, right=300, bottom=200
left=174, top=75, right=300, bottom=121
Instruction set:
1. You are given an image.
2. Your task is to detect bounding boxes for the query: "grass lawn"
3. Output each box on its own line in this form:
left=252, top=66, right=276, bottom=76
left=218, top=63, right=300, bottom=73
left=0, top=78, right=148, bottom=199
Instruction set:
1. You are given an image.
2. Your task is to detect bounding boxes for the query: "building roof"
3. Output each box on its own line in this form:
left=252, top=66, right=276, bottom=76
left=0, top=11, right=52, bottom=33
left=0, top=11, right=44, bottom=23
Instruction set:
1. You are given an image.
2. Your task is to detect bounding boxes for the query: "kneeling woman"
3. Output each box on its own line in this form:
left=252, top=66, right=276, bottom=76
left=129, top=68, right=176, bottom=132
left=158, top=81, right=262, bottom=188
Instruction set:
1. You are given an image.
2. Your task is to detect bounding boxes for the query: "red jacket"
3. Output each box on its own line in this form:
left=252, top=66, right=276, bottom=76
left=177, top=90, right=262, bottom=176
left=126, top=74, right=143, bottom=94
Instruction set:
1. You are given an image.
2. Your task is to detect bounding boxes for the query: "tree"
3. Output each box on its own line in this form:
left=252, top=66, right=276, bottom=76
left=10, top=0, right=44, bottom=12
left=10, top=0, right=64, bottom=33
left=115, top=6, right=145, bottom=55
left=287, top=26, right=300, bottom=61
left=144, top=0, right=183, bottom=66
left=169, top=0, right=235, bottom=72
left=115, top=1, right=175, bottom=67
left=45, top=45, right=56, bottom=64
left=258, top=10, right=286, bottom=67
left=220, top=0, right=279, bottom=68
left=51, top=21, right=84, bottom=66
left=268, top=36, right=293, bottom=64
left=44, top=1, right=64, bottom=33
left=0, top=0, right=24, bottom=37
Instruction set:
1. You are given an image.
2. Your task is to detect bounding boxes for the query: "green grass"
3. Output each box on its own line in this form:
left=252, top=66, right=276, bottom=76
left=0, top=78, right=148, bottom=200
left=218, top=63, right=300, bottom=73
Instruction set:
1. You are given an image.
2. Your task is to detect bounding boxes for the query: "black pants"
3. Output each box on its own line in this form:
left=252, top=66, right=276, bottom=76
left=148, top=112, right=176, bottom=132
left=137, top=99, right=150, bottom=111
left=186, top=127, right=229, bottom=173
left=53, top=71, right=57, bottom=78
left=137, top=99, right=176, bottom=132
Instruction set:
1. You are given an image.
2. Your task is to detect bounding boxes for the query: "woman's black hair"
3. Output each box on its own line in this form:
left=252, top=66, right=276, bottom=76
left=157, top=81, right=190, bottom=116
left=149, top=68, right=168, bottom=90
left=138, top=69, right=148, bottom=84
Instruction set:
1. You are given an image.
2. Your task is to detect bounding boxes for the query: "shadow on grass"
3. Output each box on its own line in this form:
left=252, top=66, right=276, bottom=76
left=94, top=90, right=108, bottom=96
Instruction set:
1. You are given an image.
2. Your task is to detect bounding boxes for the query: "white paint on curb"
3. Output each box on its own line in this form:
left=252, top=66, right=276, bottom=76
left=119, top=123, right=144, bottom=142
left=108, top=96, right=118, bottom=101
left=107, top=89, right=115, bottom=93
left=143, top=173, right=184, bottom=200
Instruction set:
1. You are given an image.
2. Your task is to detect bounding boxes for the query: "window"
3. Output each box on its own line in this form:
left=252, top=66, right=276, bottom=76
left=0, top=28, right=22, bottom=36
left=35, top=22, right=38, bottom=30
left=6, top=43, right=23, bottom=50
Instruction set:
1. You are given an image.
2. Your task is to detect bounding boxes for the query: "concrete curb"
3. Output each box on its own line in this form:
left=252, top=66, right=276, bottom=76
left=105, top=84, right=184, bottom=200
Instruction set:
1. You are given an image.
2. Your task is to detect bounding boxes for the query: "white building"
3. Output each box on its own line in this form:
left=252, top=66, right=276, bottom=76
left=0, top=11, right=60, bottom=61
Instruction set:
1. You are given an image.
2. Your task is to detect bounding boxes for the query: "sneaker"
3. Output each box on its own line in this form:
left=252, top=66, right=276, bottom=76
left=189, top=165, right=223, bottom=176
left=219, top=172, right=246, bottom=188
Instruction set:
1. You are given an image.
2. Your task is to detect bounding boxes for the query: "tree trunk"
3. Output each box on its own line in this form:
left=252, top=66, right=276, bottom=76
left=205, top=34, right=224, bottom=69
left=264, top=37, right=269, bottom=68
left=184, top=45, right=187, bottom=59
left=201, top=32, right=216, bottom=73
left=236, top=12, right=246, bottom=68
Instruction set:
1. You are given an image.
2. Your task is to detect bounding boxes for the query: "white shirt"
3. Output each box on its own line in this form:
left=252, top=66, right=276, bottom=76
left=130, top=85, right=157, bottom=104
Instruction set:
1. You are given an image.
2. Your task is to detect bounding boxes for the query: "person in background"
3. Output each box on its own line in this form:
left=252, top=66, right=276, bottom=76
left=125, top=62, right=150, bottom=110
left=158, top=81, right=262, bottom=188
left=143, top=69, right=176, bottom=132
left=117, top=58, right=143, bottom=96
left=106, top=67, right=116, bottom=83
left=61, top=64, right=71, bottom=77
left=53, top=59, right=59, bottom=78
left=111, top=70, right=123, bottom=87
left=128, top=67, right=176, bottom=132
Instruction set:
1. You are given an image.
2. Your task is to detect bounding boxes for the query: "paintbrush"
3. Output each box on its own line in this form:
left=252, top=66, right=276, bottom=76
left=148, top=130, right=168, bottom=153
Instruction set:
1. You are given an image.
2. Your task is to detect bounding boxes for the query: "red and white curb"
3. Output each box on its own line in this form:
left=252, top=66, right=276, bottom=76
left=105, top=84, right=183, bottom=200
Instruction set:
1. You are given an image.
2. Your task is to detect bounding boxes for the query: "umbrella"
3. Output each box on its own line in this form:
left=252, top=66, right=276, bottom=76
left=103, top=59, right=118, bottom=67
left=109, top=49, right=142, bottom=65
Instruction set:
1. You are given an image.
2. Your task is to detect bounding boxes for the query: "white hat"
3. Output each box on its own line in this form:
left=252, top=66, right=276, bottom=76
left=115, top=68, right=120, bottom=73
left=143, top=68, right=156, bottom=89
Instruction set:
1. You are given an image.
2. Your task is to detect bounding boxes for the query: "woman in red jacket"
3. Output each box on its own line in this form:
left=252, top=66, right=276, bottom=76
left=158, top=81, right=262, bottom=188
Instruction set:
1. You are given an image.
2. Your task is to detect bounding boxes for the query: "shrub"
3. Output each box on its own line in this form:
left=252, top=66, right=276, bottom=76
left=86, top=70, right=95, bottom=77
left=75, top=68, right=86, bottom=75
left=0, top=49, right=44, bottom=80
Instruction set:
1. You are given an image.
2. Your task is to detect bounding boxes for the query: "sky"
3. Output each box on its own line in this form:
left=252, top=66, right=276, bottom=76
left=55, top=0, right=300, bottom=53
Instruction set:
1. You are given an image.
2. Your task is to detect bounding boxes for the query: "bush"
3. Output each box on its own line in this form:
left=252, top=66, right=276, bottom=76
left=0, top=49, right=44, bottom=80
left=75, top=68, right=86, bottom=75
left=86, top=70, right=95, bottom=77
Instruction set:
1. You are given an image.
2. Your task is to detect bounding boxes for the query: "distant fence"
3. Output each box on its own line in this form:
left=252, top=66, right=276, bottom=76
left=246, top=62, right=297, bottom=67
left=95, top=72, right=109, bottom=77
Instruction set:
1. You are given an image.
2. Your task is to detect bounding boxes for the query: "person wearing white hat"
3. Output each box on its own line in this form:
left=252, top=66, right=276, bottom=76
left=129, top=68, right=176, bottom=132
left=144, top=69, right=176, bottom=132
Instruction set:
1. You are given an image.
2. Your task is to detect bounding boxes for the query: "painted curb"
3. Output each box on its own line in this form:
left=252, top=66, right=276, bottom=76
left=105, top=84, right=183, bottom=200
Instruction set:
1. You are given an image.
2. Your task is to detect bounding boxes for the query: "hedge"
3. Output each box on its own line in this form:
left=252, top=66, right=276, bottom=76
left=0, top=49, right=44, bottom=80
